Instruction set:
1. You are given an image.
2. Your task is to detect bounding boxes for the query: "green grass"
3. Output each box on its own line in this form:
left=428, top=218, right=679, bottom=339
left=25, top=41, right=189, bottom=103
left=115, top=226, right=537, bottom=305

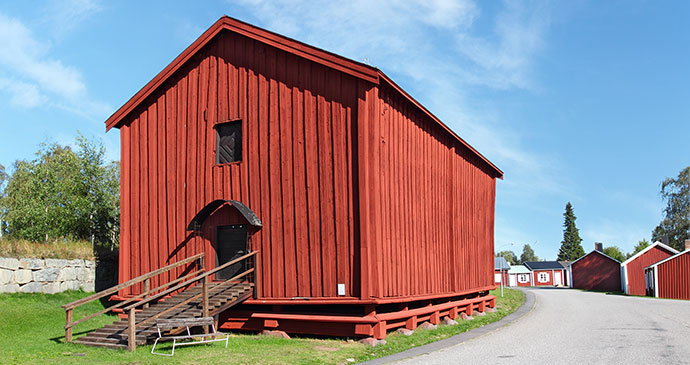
left=0, top=238, right=95, bottom=260
left=0, top=288, right=524, bottom=364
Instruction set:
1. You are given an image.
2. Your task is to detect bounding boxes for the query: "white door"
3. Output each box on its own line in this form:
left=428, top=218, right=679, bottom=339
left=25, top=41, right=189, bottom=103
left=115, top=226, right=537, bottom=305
left=554, top=271, right=562, bottom=286
left=509, top=274, right=517, bottom=287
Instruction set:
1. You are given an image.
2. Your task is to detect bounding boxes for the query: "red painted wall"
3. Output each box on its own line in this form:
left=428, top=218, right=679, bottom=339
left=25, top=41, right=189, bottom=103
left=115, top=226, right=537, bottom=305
left=114, top=19, right=500, bottom=303
left=623, top=245, right=675, bottom=296
left=657, top=252, right=690, bottom=300
left=571, top=251, right=621, bottom=292
left=531, top=269, right=564, bottom=286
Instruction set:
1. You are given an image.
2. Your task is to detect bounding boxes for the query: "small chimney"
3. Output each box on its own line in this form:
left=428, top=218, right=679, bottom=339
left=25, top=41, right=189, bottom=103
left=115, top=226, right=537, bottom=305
left=662, top=236, right=670, bottom=245
left=595, top=242, right=603, bottom=252
left=685, top=239, right=690, bottom=251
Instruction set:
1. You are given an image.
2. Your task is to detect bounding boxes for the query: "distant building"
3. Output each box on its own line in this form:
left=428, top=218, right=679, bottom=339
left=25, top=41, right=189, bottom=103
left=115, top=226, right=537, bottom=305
left=570, top=243, right=621, bottom=292
left=620, top=241, right=677, bottom=296
left=523, top=261, right=567, bottom=286
left=644, top=240, right=690, bottom=299
left=494, top=257, right=511, bottom=286
left=507, top=265, right=532, bottom=287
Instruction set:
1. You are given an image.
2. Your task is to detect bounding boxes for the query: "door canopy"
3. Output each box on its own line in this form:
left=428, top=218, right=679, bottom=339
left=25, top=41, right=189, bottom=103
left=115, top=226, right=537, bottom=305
left=186, top=200, right=262, bottom=231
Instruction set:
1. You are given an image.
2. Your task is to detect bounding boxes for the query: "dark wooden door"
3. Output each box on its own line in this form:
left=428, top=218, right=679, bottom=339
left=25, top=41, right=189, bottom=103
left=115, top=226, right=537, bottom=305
left=216, top=224, right=248, bottom=281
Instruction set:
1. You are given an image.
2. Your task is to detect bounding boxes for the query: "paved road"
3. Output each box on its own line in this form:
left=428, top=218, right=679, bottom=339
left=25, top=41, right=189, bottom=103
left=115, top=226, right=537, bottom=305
left=392, top=288, right=690, bottom=364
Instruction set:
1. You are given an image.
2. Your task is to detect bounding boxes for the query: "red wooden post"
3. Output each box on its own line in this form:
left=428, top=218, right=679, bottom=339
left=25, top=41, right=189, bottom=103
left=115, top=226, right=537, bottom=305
left=430, top=311, right=440, bottom=325
left=128, top=308, right=136, bottom=351
left=65, top=309, right=73, bottom=342
left=465, top=304, right=473, bottom=316
left=449, top=306, right=458, bottom=320
left=479, top=300, right=486, bottom=312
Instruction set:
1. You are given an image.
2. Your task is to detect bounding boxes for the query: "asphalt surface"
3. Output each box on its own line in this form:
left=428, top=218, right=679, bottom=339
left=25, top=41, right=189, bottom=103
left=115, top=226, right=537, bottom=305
left=384, top=288, right=690, bottom=364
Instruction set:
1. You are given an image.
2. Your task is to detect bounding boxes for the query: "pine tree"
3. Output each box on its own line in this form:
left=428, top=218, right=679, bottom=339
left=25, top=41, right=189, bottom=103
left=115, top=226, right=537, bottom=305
left=557, top=202, right=585, bottom=261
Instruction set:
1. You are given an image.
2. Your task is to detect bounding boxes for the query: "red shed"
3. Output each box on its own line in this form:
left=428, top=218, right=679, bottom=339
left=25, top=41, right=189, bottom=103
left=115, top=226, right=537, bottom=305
left=569, top=243, right=621, bottom=292
left=645, top=240, right=690, bottom=299
left=105, top=16, right=502, bottom=339
left=621, top=241, right=677, bottom=296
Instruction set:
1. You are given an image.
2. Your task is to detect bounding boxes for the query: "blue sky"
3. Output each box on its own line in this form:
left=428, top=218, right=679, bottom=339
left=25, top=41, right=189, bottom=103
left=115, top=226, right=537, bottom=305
left=0, top=1, right=688, bottom=259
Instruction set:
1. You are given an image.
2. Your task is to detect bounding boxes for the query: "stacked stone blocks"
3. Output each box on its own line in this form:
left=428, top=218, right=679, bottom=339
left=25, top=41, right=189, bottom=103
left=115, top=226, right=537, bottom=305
left=0, top=257, right=95, bottom=293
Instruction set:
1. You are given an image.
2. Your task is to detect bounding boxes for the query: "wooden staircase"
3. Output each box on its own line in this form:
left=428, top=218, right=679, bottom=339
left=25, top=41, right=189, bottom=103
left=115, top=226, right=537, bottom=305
left=74, top=282, right=253, bottom=349
left=63, top=251, right=259, bottom=351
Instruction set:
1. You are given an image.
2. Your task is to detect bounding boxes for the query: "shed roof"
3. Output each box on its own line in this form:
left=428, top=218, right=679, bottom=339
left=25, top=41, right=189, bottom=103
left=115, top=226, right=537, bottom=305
left=621, top=241, right=678, bottom=267
left=104, top=15, right=502, bottom=179
left=508, top=265, right=531, bottom=274
left=523, top=261, right=564, bottom=271
left=495, top=257, right=510, bottom=270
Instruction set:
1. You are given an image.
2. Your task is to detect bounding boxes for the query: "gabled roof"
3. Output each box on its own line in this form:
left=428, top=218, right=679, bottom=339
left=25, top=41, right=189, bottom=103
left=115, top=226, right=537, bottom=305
left=495, top=257, right=510, bottom=270
left=508, top=265, right=531, bottom=274
left=523, top=261, right=564, bottom=271
left=621, top=241, right=678, bottom=267
left=644, top=249, right=690, bottom=271
left=104, top=15, right=503, bottom=179
left=570, top=250, right=621, bottom=267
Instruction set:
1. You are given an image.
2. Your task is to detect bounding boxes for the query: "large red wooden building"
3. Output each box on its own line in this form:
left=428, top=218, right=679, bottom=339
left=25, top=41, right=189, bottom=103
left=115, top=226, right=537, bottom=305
left=620, top=241, right=676, bottom=296
left=569, top=243, right=621, bottom=292
left=105, top=16, right=502, bottom=339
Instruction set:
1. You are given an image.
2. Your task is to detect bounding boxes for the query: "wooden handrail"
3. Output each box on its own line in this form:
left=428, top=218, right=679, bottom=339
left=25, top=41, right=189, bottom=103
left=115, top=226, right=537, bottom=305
left=135, top=267, right=255, bottom=328
left=63, top=252, right=204, bottom=343
left=123, top=251, right=258, bottom=311
left=63, top=253, right=204, bottom=310
left=66, top=268, right=205, bottom=329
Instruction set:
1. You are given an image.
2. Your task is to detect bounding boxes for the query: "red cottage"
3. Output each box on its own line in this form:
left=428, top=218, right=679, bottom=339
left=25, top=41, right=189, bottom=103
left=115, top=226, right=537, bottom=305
left=569, top=243, right=621, bottom=292
left=645, top=240, right=690, bottom=299
left=523, top=261, right=566, bottom=287
left=620, top=241, right=677, bottom=296
left=105, top=16, right=502, bottom=339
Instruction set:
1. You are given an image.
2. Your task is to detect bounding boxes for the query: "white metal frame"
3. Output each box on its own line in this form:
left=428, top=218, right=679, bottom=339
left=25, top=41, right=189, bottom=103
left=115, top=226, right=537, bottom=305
left=151, top=320, right=230, bottom=356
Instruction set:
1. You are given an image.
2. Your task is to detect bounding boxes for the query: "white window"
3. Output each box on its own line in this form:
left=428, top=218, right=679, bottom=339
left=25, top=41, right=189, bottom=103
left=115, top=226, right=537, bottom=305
left=537, top=272, right=550, bottom=283
left=495, top=273, right=502, bottom=282
left=518, top=274, right=529, bottom=283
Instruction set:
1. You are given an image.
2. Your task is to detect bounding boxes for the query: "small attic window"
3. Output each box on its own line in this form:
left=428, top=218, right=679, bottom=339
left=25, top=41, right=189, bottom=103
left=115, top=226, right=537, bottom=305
left=215, top=120, right=242, bottom=164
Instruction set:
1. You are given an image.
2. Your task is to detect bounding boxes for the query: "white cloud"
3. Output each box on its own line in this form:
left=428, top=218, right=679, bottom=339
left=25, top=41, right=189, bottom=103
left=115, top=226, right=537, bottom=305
left=0, top=10, right=109, bottom=118
left=457, top=0, right=550, bottom=90
left=41, top=0, right=102, bottom=40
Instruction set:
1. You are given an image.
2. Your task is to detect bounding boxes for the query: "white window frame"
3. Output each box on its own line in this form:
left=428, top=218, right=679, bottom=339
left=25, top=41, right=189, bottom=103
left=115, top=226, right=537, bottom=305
left=517, top=274, right=529, bottom=283
left=537, top=272, right=550, bottom=283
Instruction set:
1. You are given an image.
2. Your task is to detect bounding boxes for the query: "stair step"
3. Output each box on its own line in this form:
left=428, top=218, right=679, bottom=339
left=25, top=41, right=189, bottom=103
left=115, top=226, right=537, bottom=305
left=73, top=284, right=253, bottom=349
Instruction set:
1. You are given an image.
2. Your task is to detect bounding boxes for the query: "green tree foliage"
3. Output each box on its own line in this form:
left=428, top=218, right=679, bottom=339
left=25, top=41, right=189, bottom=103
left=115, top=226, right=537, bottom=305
left=1, top=135, right=119, bottom=247
left=631, top=238, right=650, bottom=257
left=497, top=250, right=518, bottom=265
left=520, top=244, right=539, bottom=263
left=0, top=163, right=7, bottom=234
left=652, top=167, right=690, bottom=251
left=603, top=246, right=626, bottom=262
left=557, top=202, right=586, bottom=261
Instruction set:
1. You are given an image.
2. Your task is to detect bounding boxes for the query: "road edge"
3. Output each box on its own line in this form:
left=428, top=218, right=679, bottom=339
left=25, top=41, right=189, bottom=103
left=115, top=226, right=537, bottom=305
left=360, top=288, right=536, bottom=365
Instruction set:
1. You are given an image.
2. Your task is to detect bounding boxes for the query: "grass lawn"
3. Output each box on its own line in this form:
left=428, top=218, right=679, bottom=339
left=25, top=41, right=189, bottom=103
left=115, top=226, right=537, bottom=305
left=0, top=288, right=524, bottom=364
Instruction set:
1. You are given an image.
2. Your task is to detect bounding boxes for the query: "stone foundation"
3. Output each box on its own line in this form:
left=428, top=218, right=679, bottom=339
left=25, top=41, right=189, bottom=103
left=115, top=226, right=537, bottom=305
left=0, top=257, right=95, bottom=293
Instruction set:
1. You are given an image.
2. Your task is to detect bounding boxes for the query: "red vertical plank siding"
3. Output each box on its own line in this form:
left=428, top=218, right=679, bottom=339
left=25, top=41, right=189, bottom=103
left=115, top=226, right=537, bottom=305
left=571, top=251, right=621, bottom=292
left=367, top=83, right=496, bottom=298
left=657, top=252, right=690, bottom=300
left=623, top=245, right=675, bottom=296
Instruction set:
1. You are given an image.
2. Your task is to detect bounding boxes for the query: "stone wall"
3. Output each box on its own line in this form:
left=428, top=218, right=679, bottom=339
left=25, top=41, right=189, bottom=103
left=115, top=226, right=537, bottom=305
left=0, top=257, right=95, bottom=293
